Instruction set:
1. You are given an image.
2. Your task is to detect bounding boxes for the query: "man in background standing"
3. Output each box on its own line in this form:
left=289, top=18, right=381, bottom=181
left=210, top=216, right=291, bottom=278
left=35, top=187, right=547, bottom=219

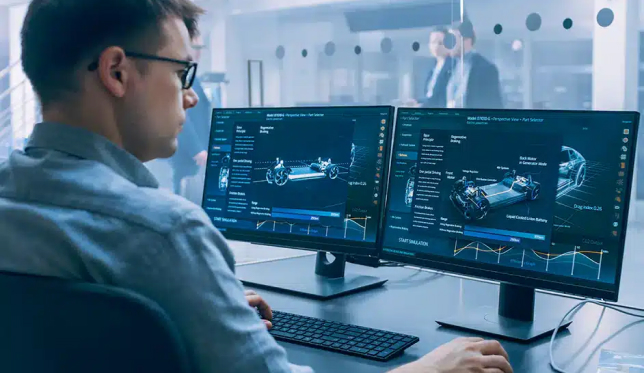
left=170, top=35, right=212, bottom=199
left=446, top=20, right=503, bottom=109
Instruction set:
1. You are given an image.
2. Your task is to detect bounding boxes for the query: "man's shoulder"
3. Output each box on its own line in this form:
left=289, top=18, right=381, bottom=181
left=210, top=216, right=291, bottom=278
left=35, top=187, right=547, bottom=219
left=123, top=187, right=209, bottom=232
left=471, top=53, right=498, bottom=71
left=0, top=152, right=209, bottom=235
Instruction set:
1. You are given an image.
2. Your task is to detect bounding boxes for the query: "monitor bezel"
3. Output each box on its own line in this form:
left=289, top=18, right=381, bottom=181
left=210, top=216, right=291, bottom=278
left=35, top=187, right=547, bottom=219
left=379, top=108, right=640, bottom=302
left=203, top=105, right=396, bottom=258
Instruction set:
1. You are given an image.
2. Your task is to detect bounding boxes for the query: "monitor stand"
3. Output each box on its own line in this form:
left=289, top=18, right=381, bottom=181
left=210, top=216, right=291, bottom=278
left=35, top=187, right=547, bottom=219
left=236, top=252, right=387, bottom=301
left=436, top=283, right=572, bottom=343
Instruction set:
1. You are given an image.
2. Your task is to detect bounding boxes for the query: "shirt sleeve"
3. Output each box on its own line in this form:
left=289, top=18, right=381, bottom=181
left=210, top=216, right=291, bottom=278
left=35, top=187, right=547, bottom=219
left=115, top=208, right=313, bottom=373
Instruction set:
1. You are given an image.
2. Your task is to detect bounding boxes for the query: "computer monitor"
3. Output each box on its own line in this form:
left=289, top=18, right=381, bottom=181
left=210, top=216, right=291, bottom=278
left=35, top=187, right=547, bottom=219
left=381, top=108, right=640, bottom=341
left=202, top=106, right=395, bottom=299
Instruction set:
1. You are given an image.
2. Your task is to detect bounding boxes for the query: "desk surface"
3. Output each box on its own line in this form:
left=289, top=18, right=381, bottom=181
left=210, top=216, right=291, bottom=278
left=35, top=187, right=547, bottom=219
left=239, top=255, right=644, bottom=373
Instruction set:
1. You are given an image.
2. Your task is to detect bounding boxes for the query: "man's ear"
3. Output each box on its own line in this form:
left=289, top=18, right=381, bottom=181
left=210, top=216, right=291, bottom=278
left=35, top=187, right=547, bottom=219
left=96, top=47, right=129, bottom=98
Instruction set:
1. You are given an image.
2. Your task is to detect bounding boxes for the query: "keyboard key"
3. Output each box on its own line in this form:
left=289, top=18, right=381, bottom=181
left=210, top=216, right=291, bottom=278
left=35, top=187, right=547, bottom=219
left=402, top=337, right=414, bottom=343
left=367, top=350, right=379, bottom=356
left=322, top=341, right=333, bottom=346
left=390, top=341, right=407, bottom=350
left=341, top=344, right=351, bottom=349
left=374, top=347, right=385, bottom=351
left=302, top=337, right=312, bottom=342
left=294, top=336, right=304, bottom=340
left=312, top=338, right=325, bottom=344
left=356, top=343, right=366, bottom=348
left=271, top=330, right=296, bottom=338
left=349, top=347, right=370, bottom=354
left=378, top=349, right=395, bottom=358
left=322, top=336, right=339, bottom=342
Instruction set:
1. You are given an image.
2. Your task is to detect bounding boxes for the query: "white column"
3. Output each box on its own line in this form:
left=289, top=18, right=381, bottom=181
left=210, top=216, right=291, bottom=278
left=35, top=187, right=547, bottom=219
left=521, top=39, right=533, bottom=110
left=9, top=3, right=36, bottom=148
left=592, top=0, right=639, bottom=111
left=591, top=0, right=640, bottom=221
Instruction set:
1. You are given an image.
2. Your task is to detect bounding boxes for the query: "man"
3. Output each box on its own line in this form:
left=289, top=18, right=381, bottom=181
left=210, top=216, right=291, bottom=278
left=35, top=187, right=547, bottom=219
left=446, top=20, right=504, bottom=109
left=418, top=27, right=454, bottom=108
left=0, top=1, right=513, bottom=373
left=169, top=35, right=211, bottom=197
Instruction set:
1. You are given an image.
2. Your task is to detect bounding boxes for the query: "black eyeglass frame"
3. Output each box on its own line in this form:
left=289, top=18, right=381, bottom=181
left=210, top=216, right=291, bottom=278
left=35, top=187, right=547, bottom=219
left=87, top=51, right=198, bottom=90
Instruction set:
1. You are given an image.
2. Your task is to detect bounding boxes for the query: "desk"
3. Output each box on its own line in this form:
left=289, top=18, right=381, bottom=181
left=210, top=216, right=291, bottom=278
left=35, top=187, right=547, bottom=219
left=238, top=255, right=644, bottom=373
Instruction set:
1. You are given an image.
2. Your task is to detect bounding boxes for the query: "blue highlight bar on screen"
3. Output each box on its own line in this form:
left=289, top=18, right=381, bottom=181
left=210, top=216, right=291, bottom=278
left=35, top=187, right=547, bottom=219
left=271, top=208, right=341, bottom=222
left=212, top=144, right=232, bottom=152
left=463, top=226, right=546, bottom=244
left=395, top=151, right=418, bottom=161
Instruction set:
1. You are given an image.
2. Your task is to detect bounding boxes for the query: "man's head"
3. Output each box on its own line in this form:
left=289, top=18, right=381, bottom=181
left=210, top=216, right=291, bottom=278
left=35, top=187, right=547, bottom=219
left=21, top=0, right=205, bottom=162
left=428, top=27, right=450, bottom=59
left=449, top=20, right=476, bottom=56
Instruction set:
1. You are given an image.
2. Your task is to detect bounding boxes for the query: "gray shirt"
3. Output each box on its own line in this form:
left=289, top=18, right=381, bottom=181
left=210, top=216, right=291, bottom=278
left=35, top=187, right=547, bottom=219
left=0, top=122, right=312, bottom=373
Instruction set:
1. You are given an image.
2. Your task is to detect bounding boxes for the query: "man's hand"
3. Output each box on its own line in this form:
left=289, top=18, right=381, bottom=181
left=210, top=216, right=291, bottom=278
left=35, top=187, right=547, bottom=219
left=193, top=151, right=208, bottom=167
left=390, top=337, right=513, bottom=373
left=245, top=290, right=273, bottom=329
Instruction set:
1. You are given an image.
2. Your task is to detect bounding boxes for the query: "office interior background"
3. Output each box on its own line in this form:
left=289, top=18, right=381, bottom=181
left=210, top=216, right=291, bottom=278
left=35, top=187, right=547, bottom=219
left=1, top=0, right=644, bottom=287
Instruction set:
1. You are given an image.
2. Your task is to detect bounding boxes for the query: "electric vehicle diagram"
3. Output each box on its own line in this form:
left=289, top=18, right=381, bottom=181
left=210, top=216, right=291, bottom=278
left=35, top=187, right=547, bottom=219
left=266, top=157, right=340, bottom=186
left=219, top=154, right=231, bottom=191
left=450, top=171, right=541, bottom=220
left=405, top=164, right=417, bottom=207
left=558, top=146, right=586, bottom=196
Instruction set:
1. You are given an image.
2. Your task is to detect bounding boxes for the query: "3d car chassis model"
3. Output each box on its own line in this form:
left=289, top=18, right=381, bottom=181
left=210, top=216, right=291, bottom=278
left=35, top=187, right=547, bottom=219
left=266, top=157, right=340, bottom=186
left=449, top=171, right=541, bottom=220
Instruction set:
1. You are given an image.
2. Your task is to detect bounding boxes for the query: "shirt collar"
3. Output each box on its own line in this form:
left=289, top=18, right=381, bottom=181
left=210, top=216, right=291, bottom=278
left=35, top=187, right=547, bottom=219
left=25, top=122, right=160, bottom=189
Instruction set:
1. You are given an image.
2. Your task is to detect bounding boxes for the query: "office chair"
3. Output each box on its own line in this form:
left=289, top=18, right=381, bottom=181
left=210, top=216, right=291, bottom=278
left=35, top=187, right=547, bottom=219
left=0, top=271, right=192, bottom=373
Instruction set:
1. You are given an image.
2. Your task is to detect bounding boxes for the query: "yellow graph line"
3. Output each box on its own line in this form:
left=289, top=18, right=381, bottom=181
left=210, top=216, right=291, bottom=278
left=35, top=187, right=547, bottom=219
left=454, top=244, right=507, bottom=255
left=532, top=250, right=603, bottom=258
left=256, top=220, right=294, bottom=229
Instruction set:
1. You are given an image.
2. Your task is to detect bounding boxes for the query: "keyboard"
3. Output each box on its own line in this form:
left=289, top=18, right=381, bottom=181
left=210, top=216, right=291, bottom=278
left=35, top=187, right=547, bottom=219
left=268, top=310, right=419, bottom=361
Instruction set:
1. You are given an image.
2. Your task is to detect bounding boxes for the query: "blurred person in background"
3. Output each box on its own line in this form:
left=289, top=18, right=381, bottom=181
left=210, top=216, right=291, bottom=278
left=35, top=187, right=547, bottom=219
left=416, top=27, right=454, bottom=108
left=169, top=34, right=212, bottom=199
left=446, top=20, right=503, bottom=109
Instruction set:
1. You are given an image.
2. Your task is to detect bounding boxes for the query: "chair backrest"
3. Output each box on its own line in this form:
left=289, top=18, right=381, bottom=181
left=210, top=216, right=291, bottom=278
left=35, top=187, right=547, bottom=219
left=0, top=271, right=192, bottom=373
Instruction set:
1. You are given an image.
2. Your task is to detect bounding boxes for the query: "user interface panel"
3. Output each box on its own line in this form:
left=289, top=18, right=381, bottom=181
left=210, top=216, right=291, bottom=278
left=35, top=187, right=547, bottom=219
left=203, top=106, right=393, bottom=255
left=382, top=109, right=639, bottom=299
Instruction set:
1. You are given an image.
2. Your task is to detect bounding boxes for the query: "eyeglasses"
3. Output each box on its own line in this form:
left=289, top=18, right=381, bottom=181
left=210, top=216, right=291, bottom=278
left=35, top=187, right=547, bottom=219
left=87, top=51, right=198, bottom=90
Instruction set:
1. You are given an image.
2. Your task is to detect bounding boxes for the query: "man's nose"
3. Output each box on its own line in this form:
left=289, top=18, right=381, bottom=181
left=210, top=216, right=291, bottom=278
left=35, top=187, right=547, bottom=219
left=184, top=88, right=199, bottom=109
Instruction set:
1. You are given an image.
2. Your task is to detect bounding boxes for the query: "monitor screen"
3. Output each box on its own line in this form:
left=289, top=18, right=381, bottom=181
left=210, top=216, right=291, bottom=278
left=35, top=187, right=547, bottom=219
left=381, top=109, right=639, bottom=300
left=203, top=106, right=394, bottom=257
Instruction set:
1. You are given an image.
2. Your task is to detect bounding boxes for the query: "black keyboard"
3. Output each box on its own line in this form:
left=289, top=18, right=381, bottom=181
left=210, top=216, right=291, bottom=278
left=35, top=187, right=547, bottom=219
left=268, top=311, right=419, bottom=361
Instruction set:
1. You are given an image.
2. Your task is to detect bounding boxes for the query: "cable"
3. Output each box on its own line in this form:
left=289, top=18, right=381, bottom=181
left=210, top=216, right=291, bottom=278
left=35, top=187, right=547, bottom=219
left=549, top=299, right=644, bottom=373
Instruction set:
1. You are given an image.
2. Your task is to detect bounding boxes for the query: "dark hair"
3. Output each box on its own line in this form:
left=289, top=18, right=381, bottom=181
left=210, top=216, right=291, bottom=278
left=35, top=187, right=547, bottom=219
left=451, top=19, right=476, bottom=44
left=430, top=27, right=449, bottom=36
left=21, top=0, right=205, bottom=106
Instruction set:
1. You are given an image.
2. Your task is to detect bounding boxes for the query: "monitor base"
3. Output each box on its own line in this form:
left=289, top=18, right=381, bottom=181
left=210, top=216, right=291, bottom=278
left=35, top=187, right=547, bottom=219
left=237, top=254, right=387, bottom=301
left=436, top=305, right=572, bottom=343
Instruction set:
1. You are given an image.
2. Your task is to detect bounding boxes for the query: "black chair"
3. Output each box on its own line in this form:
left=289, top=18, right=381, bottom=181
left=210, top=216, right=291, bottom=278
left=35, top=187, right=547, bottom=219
left=0, top=271, right=192, bottom=373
